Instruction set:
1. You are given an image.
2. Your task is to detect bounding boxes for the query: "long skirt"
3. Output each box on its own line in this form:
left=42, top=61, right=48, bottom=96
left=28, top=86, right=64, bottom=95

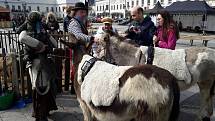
left=29, top=55, right=58, bottom=119
left=32, top=88, right=57, bottom=119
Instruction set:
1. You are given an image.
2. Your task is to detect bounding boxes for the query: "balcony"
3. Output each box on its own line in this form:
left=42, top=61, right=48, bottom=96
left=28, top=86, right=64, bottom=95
left=11, top=9, right=29, bottom=13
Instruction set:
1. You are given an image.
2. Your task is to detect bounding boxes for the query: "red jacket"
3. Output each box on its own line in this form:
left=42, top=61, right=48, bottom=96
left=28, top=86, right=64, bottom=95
left=156, top=26, right=177, bottom=50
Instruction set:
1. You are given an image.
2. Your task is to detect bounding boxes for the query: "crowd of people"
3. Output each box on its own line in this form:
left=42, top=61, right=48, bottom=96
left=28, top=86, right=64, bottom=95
left=64, top=2, right=179, bottom=50
left=15, top=1, right=180, bottom=121
left=16, top=2, right=179, bottom=50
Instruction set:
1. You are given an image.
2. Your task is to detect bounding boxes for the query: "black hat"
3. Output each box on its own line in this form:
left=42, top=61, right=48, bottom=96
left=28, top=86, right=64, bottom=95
left=72, top=2, right=88, bottom=11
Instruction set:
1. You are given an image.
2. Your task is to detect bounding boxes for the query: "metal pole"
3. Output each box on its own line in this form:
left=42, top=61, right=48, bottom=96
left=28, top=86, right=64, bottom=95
left=85, top=0, right=88, bottom=12
left=109, top=0, right=111, bottom=17
left=202, top=14, right=206, bottom=35
left=124, top=0, right=126, bottom=18
left=85, top=0, right=88, bottom=26
left=24, top=4, right=26, bottom=18
left=22, top=2, right=27, bottom=18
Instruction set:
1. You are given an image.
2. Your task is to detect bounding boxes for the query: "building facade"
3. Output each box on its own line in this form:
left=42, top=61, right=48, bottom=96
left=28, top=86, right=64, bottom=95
left=0, top=0, right=80, bottom=18
left=95, top=0, right=215, bottom=18
left=207, top=0, right=215, bottom=7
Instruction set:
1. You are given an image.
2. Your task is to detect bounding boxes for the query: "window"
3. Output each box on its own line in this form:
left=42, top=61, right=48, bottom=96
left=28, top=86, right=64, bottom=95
left=12, top=5, right=15, bottom=10
left=132, top=1, right=134, bottom=7
left=51, top=7, right=54, bottom=12
left=154, top=0, right=157, bottom=3
left=46, top=7, right=49, bottom=12
left=127, top=2, right=129, bottom=8
left=114, top=5, right=115, bottom=10
left=28, top=6, right=31, bottom=11
left=56, top=7, right=57, bottom=12
left=142, top=0, right=144, bottom=6
left=6, top=5, right=9, bottom=9
left=106, top=5, right=108, bottom=10
left=23, top=5, right=26, bottom=11
left=123, top=4, right=125, bottom=9
left=147, top=0, right=150, bottom=5
left=168, top=0, right=172, bottom=4
left=161, top=0, right=164, bottom=4
left=117, top=5, right=118, bottom=10
left=37, top=6, right=40, bottom=11
left=18, top=5, right=21, bottom=11
left=100, top=6, right=101, bottom=11
left=111, top=6, right=113, bottom=10
left=136, top=1, right=139, bottom=5
left=120, top=4, right=122, bottom=9
left=59, top=7, right=61, bottom=12
left=103, top=5, right=104, bottom=11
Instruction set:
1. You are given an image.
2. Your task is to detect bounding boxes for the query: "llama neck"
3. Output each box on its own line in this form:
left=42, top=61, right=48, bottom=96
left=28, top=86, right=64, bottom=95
left=112, top=41, right=139, bottom=66
left=73, top=45, right=88, bottom=72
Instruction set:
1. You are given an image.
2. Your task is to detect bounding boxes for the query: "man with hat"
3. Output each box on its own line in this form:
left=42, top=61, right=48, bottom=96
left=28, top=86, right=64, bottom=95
left=96, top=17, right=118, bottom=36
left=68, top=2, right=95, bottom=43
left=92, top=17, right=118, bottom=57
left=68, top=2, right=97, bottom=86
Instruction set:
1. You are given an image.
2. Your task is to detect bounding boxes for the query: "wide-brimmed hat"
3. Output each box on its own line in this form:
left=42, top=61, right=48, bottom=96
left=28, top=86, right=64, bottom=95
left=101, top=17, right=113, bottom=24
left=72, top=2, right=88, bottom=11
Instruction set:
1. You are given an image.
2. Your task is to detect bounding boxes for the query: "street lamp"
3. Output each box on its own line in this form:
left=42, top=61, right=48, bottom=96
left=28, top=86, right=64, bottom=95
left=202, top=14, right=206, bottom=35
left=85, top=0, right=89, bottom=26
left=22, top=2, right=27, bottom=17
left=85, top=0, right=88, bottom=13
left=124, top=0, right=126, bottom=18
left=109, top=0, right=111, bottom=17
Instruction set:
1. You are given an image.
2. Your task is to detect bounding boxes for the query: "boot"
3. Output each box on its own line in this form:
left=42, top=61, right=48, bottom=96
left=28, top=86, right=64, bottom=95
left=35, top=117, right=48, bottom=121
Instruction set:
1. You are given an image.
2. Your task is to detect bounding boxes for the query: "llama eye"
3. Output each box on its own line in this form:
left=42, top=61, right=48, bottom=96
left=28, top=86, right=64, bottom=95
left=113, top=47, right=117, bottom=51
left=104, top=37, right=108, bottom=41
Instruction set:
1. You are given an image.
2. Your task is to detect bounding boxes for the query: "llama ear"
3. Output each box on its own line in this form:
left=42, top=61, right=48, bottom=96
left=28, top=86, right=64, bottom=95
left=117, top=35, right=126, bottom=42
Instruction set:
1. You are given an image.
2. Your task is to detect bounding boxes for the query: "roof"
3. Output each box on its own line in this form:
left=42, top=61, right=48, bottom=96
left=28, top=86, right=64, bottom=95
left=0, top=6, right=10, bottom=13
left=145, top=1, right=164, bottom=14
left=165, top=1, right=215, bottom=15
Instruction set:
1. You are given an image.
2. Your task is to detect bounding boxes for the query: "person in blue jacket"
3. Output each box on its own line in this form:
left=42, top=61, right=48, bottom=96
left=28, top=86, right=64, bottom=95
left=63, top=7, right=73, bottom=32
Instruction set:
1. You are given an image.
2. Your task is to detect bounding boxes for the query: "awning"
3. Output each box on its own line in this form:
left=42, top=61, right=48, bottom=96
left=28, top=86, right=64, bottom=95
left=0, top=6, right=10, bottom=13
left=145, top=1, right=164, bottom=14
left=165, top=1, right=215, bottom=15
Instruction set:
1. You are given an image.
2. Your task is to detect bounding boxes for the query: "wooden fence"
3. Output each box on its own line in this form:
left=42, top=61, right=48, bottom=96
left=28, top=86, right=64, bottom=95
left=0, top=31, right=74, bottom=99
left=180, top=34, right=215, bottom=46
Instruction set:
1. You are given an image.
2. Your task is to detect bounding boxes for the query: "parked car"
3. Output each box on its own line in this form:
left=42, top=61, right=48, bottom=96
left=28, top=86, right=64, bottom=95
left=114, top=18, right=123, bottom=23
left=118, top=19, right=130, bottom=25
left=88, top=16, right=97, bottom=23
left=57, top=17, right=63, bottom=23
left=95, top=17, right=102, bottom=23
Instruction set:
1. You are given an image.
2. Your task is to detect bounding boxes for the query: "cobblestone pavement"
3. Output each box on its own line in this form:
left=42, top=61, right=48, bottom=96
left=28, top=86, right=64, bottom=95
left=0, top=86, right=215, bottom=121
left=0, top=92, right=84, bottom=121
